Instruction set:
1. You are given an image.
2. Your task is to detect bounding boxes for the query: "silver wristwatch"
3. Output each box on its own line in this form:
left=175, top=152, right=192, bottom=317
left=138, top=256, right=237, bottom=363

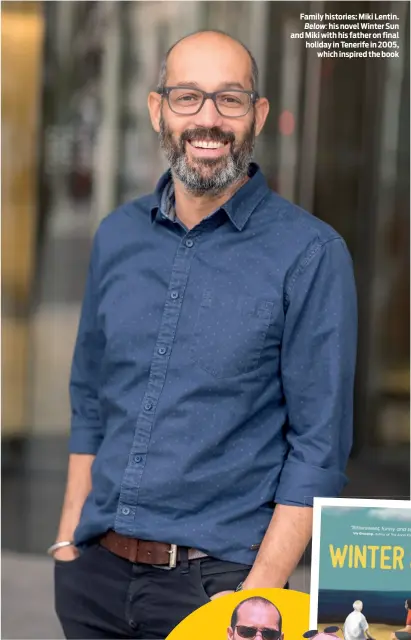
left=47, top=540, right=74, bottom=557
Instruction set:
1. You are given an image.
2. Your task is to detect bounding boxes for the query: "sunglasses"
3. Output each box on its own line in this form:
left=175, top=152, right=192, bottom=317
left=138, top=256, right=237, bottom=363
left=236, top=625, right=282, bottom=640
left=303, top=627, right=341, bottom=638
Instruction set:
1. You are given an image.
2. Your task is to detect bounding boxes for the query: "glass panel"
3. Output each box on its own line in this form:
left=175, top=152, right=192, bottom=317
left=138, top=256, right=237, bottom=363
left=370, top=0, right=410, bottom=446
left=1, top=1, right=44, bottom=440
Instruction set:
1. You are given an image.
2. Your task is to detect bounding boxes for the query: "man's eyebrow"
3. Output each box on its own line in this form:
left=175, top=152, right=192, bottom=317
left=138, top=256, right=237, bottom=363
left=217, top=82, right=247, bottom=90
left=172, top=81, right=248, bottom=90
left=174, top=81, right=201, bottom=88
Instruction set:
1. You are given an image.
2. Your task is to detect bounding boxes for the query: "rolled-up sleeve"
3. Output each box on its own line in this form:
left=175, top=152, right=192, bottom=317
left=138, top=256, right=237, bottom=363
left=68, top=233, right=105, bottom=454
left=275, top=237, right=357, bottom=506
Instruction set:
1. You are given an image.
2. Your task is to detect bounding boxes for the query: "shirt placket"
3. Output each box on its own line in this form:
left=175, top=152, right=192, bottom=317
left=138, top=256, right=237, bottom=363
left=115, top=232, right=199, bottom=530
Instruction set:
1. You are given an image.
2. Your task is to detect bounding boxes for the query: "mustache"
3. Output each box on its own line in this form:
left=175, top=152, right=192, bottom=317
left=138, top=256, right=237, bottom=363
left=180, top=127, right=235, bottom=145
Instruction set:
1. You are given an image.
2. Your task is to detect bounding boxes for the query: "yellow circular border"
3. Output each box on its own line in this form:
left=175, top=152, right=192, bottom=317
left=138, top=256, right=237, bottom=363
left=166, top=588, right=310, bottom=640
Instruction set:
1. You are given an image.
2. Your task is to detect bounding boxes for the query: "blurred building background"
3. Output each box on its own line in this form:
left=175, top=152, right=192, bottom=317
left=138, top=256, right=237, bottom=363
left=1, top=0, right=410, bottom=636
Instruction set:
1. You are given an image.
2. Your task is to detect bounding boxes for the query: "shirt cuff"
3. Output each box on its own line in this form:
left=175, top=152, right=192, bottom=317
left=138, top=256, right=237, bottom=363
left=68, top=423, right=103, bottom=455
left=274, top=458, right=348, bottom=507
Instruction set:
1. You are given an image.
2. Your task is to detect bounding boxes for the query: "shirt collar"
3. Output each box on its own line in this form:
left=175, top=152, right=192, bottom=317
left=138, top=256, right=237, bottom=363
left=159, top=178, right=177, bottom=222
left=150, top=162, right=269, bottom=231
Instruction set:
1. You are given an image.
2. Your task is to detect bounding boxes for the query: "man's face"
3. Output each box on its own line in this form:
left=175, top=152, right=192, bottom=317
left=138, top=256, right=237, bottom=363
left=148, top=33, right=269, bottom=196
left=227, top=601, right=283, bottom=640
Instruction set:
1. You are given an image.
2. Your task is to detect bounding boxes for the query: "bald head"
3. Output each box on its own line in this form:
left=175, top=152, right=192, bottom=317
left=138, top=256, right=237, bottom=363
left=230, top=597, right=282, bottom=631
left=158, top=30, right=259, bottom=93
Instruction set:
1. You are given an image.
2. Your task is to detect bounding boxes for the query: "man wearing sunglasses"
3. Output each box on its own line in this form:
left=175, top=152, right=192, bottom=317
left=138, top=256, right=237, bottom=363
left=52, top=28, right=357, bottom=640
left=228, top=597, right=283, bottom=640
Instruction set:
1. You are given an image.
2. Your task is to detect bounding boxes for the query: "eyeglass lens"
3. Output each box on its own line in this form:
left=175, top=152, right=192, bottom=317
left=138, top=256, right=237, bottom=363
left=168, top=88, right=251, bottom=116
left=236, top=625, right=281, bottom=640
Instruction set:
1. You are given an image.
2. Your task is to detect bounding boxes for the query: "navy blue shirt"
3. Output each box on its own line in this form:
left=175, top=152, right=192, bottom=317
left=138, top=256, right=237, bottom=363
left=70, top=163, right=357, bottom=565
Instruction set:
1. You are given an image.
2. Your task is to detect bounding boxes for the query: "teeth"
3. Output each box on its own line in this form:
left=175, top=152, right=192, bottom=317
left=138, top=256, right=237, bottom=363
left=191, top=140, right=225, bottom=149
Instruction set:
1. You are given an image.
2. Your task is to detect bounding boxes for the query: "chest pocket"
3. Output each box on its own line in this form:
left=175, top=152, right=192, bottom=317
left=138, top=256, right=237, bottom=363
left=190, top=288, right=273, bottom=379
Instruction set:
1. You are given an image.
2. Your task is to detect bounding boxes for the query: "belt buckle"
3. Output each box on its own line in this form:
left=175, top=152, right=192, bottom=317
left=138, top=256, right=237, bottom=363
left=168, top=544, right=177, bottom=568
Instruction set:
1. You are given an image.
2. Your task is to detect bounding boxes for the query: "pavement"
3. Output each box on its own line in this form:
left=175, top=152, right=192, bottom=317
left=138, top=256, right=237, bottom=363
left=1, top=551, right=309, bottom=639
left=2, top=551, right=64, bottom=640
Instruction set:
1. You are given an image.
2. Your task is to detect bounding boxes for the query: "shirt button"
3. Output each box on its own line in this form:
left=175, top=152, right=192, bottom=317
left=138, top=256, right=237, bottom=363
left=158, top=347, right=167, bottom=355
left=122, top=507, right=130, bottom=515
left=185, top=239, right=194, bottom=248
left=170, top=291, right=179, bottom=299
left=144, top=401, right=153, bottom=411
left=134, top=455, right=142, bottom=463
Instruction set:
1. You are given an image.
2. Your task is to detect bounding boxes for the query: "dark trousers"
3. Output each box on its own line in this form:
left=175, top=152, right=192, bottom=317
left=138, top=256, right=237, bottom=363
left=55, top=541, right=257, bottom=639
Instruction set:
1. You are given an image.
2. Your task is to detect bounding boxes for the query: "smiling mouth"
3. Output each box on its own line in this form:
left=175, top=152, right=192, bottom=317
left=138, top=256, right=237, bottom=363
left=188, top=139, right=228, bottom=149
left=185, top=138, right=232, bottom=160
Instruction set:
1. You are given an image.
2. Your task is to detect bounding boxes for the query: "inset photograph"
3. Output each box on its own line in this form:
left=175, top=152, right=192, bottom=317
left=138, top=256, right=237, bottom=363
left=166, top=588, right=310, bottom=639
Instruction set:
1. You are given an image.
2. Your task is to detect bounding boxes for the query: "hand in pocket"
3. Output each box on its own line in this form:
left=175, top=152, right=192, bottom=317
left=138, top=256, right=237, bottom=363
left=53, top=545, right=80, bottom=562
left=210, top=590, right=235, bottom=600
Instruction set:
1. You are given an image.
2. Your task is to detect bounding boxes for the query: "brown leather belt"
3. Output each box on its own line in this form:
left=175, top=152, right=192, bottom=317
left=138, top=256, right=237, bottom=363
left=99, top=530, right=207, bottom=567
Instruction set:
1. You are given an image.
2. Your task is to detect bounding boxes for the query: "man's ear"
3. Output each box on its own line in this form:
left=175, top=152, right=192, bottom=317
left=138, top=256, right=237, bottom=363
left=147, top=91, right=162, bottom=133
left=227, top=626, right=234, bottom=640
left=254, top=97, right=269, bottom=137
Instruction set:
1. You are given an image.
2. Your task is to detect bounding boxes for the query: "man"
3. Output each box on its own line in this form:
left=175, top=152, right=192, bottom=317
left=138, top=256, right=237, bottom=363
left=343, top=601, right=373, bottom=640
left=52, top=29, right=357, bottom=639
left=228, top=597, right=283, bottom=640
left=392, top=599, right=411, bottom=640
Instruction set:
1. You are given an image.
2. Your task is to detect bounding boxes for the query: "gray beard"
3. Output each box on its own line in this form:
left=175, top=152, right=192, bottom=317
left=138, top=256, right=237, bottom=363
left=159, top=116, right=256, bottom=197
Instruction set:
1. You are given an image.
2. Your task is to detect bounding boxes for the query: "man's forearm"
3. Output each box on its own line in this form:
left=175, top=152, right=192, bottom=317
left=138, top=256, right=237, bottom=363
left=56, top=453, right=95, bottom=542
left=243, top=504, right=313, bottom=589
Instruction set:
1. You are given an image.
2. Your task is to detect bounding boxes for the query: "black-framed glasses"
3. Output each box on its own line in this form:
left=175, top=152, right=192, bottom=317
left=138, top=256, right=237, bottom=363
left=235, top=625, right=282, bottom=640
left=157, top=86, right=259, bottom=118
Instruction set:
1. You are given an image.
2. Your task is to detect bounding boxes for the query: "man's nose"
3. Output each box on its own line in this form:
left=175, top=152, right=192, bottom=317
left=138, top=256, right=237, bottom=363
left=193, top=97, right=224, bottom=128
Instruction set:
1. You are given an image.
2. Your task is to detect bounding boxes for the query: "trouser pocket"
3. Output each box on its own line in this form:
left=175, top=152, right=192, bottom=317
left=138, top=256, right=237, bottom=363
left=195, top=557, right=252, bottom=602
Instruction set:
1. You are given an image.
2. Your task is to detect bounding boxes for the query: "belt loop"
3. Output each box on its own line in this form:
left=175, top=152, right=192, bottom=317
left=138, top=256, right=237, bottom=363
left=180, top=547, right=189, bottom=575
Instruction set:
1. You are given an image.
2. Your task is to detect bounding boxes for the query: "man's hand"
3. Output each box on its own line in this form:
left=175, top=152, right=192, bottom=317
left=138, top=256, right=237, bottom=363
left=53, top=545, right=80, bottom=562
left=242, top=505, right=313, bottom=589
left=54, top=454, right=94, bottom=563
left=210, top=590, right=235, bottom=600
